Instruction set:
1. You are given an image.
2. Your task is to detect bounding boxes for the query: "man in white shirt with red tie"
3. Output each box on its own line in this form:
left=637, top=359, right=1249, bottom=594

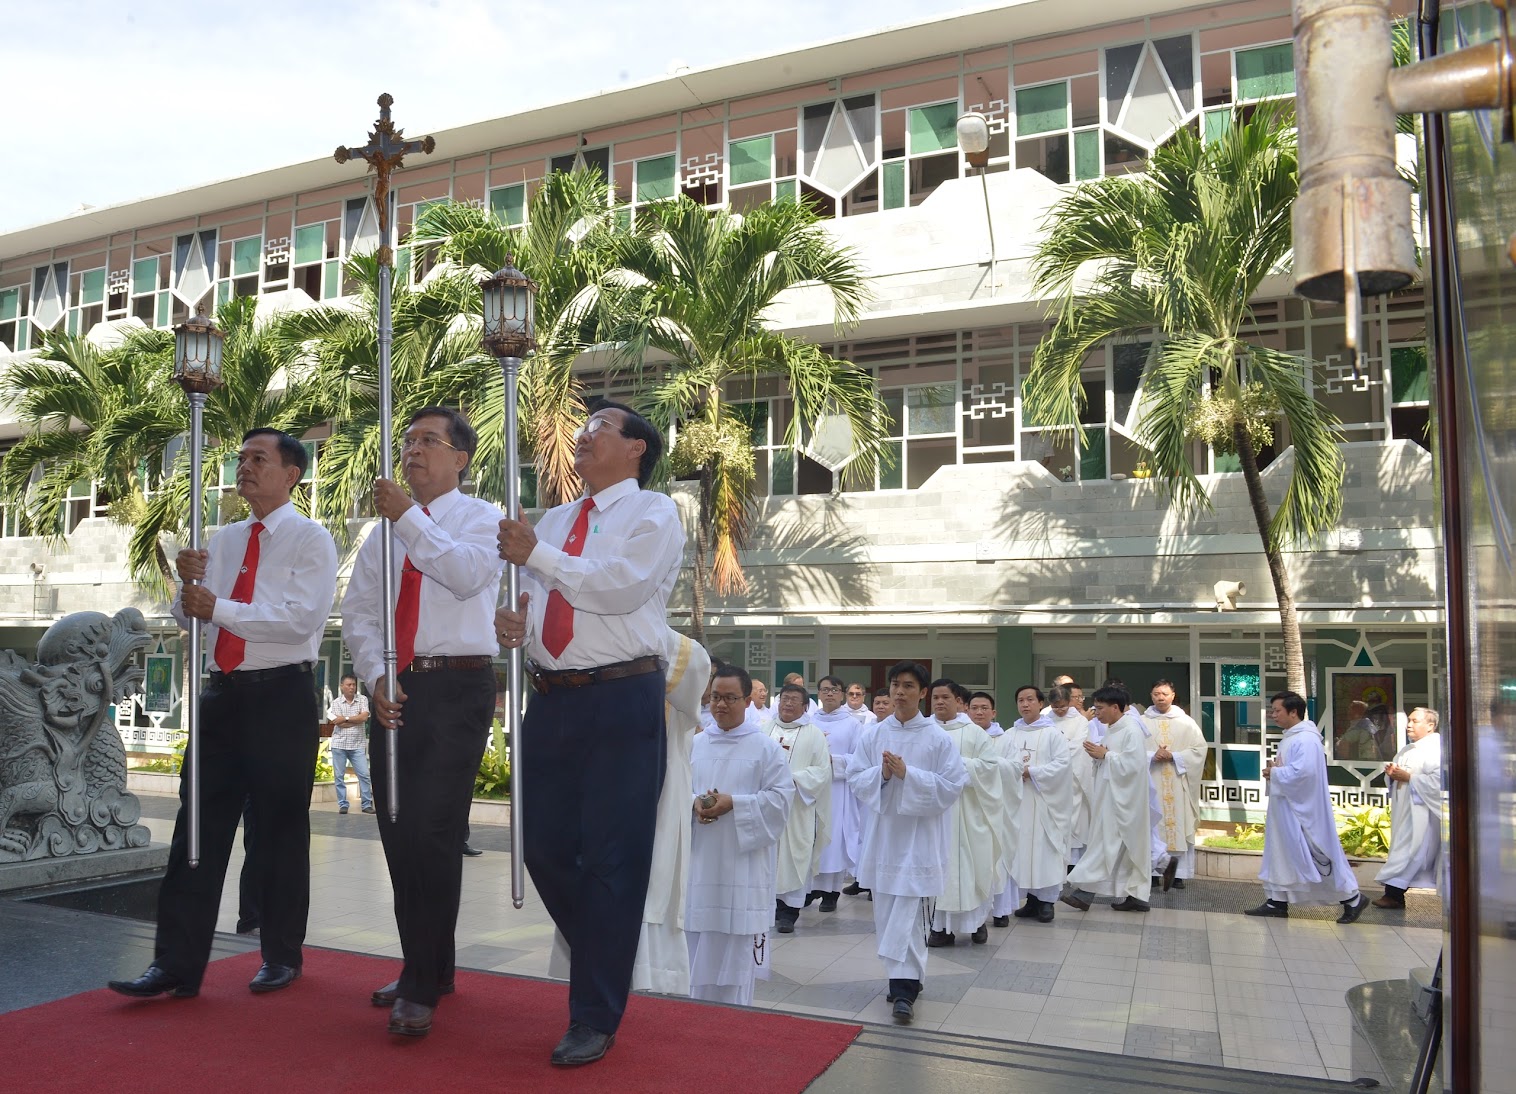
left=495, top=399, right=683, bottom=1068
left=343, top=407, right=505, bottom=1039
left=110, top=429, right=337, bottom=1002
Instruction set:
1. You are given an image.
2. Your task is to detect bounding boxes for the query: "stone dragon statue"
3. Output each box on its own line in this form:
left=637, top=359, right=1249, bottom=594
left=0, top=608, right=152, bottom=861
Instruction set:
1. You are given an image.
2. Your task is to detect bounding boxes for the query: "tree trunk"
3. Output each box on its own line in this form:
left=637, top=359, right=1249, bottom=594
left=154, top=541, right=176, bottom=596
left=1234, top=422, right=1307, bottom=695
left=689, top=466, right=711, bottom=645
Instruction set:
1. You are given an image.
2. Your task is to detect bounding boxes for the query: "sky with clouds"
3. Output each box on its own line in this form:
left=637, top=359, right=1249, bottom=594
left=1, top=0, right=987, bottom=235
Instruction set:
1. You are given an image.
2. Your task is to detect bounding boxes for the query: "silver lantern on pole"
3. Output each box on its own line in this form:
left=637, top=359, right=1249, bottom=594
left=172, top=307, right=225, bottom=869
left=480, top=255, right=537, bottom=910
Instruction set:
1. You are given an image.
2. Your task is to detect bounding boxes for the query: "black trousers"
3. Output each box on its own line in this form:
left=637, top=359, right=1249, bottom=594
left=154, top=665, right=319, bottom=986
left=371, top=665, right=495, bottom=1007
left=522, top=669, right=665, bottom=1034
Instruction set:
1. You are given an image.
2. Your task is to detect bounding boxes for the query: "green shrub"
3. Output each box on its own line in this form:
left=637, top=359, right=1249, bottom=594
left=1204, top=822, right=1266, bottom=851
left=1336, top=805, right=1392, bottom=858
left=475, top=747, right=511, bottom=799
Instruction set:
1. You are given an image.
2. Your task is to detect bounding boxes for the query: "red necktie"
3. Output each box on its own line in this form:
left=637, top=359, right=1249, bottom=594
left=213, top=521, right=264, bottom=672
left=395, top=507, right=430, bottom=673
left=541, top=497, right=594, bottom=658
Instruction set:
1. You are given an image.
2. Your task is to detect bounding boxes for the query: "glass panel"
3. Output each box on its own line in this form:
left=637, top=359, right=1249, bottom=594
left=1202, top=662, right=1217, bottom=693
left=882, top=389, right=905, bottom=438
left=1155, top=35, right=1195, bottom=112
left=133, top=257, right=159, bottom=296
left=323, top=259, right=340, bottom=300
left=635, top=155, right=677, bottom=203
left=1221, top=663, right=1261, bottom=697
left=1391, top=345, right=1430, bottom=403
left=1074, top=130, right=1101, bottom=180
left=774, top=178, right=798, bottom=203
left=731, top=400, right=770, bottom=445
left=1220, top=747, right=1261, bottom=781
left=155, top=290, right=170, bottom=328
left=0, top=287, right=16, bottom=322
left=1080, top=429, right=1106, bottom=479
left=81, top=268, right=106, bottom=305
left=1105, top=44, right=1143, bottom=121
left=772, top=449, right=795, bottom=494
left=1236, top=43, right=1295, bottom=101
left=217, top=280, right=231, bottom=306
left=1104, top=133, right=1148, bottom=176
left=882, top=160, right=906, bottom=209
left=1016, top=134, right=1071, bottom=183
left=1204, top=107, right=1232, bottom=143
left=728, top=136, right=774, bottom=186
left=1122, top=50, right=1185, bottom=144
left=1016, top=82, right=1068, bottom=137
left=812, top=102, right=870, bottom=194
left=1113, top=341, right=1148, bottom=423
left=490, top=183, right=526, bottom=226
left=294, top=224, right=326, bottom=266
left=1214, top=451, right=1242, bottom=472
left=906, top=438, right=954, bottom=488
left=232, top=238, right=261, bottom=278
left=908, top=102, right=959, bottom=155
left=907, top=383, right=958, bottom=435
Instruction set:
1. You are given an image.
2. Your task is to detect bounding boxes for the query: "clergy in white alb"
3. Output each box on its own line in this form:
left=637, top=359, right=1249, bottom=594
left=1143, top=681, right=1207, bottom=885
left=1002, top=685, right=1075, bottom=923
left=1375, top=707, right=1443, bottom=908
left=1248, top=691, right=1369, bottom=923
left=845, top=682, right=878, bottom=728
left=973, top=692, right=1023, bottom=925
left=1064, top=685, right=1172, bottom=912
left=1047, top=684, right=1094, bottom=865
left=687, top=666, right=794, bottom=1005
left=809, top=676, right=861, bottom=909
left=547, top=628, right=709, bottom=994
left=926, top=681, right=1007, bottom=945
left=845, top=661, right=967, bottom=1022
left=766, top=684, right=833, bottom=933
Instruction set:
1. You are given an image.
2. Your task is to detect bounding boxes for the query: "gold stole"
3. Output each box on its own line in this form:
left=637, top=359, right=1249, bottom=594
left=1157, top=717, right=1180, bottom=852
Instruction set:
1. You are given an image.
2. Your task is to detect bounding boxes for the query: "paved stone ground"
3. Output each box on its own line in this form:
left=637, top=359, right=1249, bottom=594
left=125, top=793, right=1440, bottom=1083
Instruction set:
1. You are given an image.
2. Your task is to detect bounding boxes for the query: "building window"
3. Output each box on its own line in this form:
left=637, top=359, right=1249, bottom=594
left=798, top=95, right=879, bottom=217
left=131, top=254, right=169, bottom=327
left=30, top=262, right=68, bottom=346
left=727, top=134, right=799, bottom=213
left=489, top=183, right=526, bottom=227
left=216, top=236, right=262, bottom=303
left=64, top=477, right=106, bottom=532
left=292, top=221, right=339, bottom=301
left=0, top=285, right=23, bottom=353
left=880, top=382, right=958, bottom=490
left=172, top=230, right=217, bottom=320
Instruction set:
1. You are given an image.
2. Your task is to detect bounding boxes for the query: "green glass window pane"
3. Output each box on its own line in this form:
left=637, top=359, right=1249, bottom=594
left=1214, top=451, right=1241, bottom=472
left=294, top=224, right=326, bottom=266
left=489, top=184, right=525, bottom=226
left=1236, top=43, right=1295, bottom=101
left=1074, top=130, right=1101, bottom=180
left=906, top=383, right=957, bottom=435
left=732, top=401, right=770, bottom=445
left=614, top=205, right=632, bottom=230
left=1220, top=747, right=1261, bottom=781
left=772, top=449, right=795, bottom=495
left=635, top=155, right=677, bottom=203
left=1016, top=82, right=1068, bottom=137
left=222, top=456, right=238, bottom=486
left=1391, top=345, right=1429, bottom=403
left=323, top=259, right=340, bottom=300
left=217, top=279, right=231, bottom=306
left=880, top=440, right=903, bottom=489
left=520, top=465, right=538, bottom=509
left=882, top=160, right=906, bottom=210
left=1080, top=429, right=1106, bottom=479
left=908, top=102, right=960, bottom=154
left=1201, top=701, right=1217, bottom=743
left=300, top=441, right=316, bottom=482
left=729, top=136, right=774, bottom=187
left=155, top=291, right=170, bottom=328
left=81, top=268, right=106, bottom=305
left=774, top=178, right=798, bottom=203
left=67, top=309, right=79, bottom=336
left=0, top=287, right=17, bottom=322
left=233, top=237, right=262, bottom=278
left=134, top=257, right=159, bottom=296
left=1221, top=664, right=1260, bottom=697
left=18, top=319, right=29, bottom=349
left=1204, top=107, right=1232, bottom=144
left=883, top=389, right=905, bottom=438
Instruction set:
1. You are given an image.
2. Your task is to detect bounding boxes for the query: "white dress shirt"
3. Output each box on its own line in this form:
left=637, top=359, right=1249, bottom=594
left=170, top=501, right=337, bottom=672
left=521, top=476, right=684, bottom=670
left=341, top=488, right=505, bottom=689
left=327, top=694, right=370, bottom=750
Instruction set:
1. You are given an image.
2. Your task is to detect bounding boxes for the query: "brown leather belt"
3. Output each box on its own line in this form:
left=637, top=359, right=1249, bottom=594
left=527, top=655, right=664, bottom=694
left=407, top=655, right=495, bottom=673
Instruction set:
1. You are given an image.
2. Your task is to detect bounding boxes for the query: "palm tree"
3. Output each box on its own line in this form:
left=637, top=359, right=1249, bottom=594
left=1024, top=104, right=1342, bottom=694
left=594, top=196, right=884, bottom=642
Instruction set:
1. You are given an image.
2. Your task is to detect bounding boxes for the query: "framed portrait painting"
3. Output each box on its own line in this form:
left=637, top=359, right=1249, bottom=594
left=1325, top=669, right=1401, bottom=764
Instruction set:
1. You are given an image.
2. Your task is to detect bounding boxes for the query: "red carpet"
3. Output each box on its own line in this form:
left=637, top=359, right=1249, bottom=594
left=5, top=950, right=860, bottom=1093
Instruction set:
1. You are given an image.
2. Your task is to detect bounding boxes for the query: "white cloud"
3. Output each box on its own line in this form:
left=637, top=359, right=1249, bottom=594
left=0, top=0, right=982, bottom=234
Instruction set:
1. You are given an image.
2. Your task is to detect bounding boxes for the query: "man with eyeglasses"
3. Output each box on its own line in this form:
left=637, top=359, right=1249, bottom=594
left=844, top=682, right=877, bottom=727
left=343, top=407, right=505, bottom=1039
left=495, top=399, right=683, bottom=1067
left=765, top=683, right=831, bottom=935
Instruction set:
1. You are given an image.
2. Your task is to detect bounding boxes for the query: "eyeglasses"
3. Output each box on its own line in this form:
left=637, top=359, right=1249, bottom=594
left=573, top=416, right=627, bottom=441
left=709, top=693, right=746, bottom=706
left=401, top=433, right=458, bottom=452
left=818, top=685, right=843, bottom=694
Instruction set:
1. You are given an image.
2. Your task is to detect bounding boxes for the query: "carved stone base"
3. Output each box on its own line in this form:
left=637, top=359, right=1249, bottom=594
left=0, top=843, right=169, bottom=895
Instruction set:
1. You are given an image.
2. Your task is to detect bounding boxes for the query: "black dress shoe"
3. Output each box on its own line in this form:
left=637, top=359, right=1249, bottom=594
left=892, top=997, right=914, bottom=1022
left=462, top=843, right=483, bottom=857
left=108, top=966, right=197, bottom=999
left=1161, top=855, right=1180, bottom=893
left=992, top=915, right=1010, bottom=928
left=1244, top=900, right=1289, bottom=918
left=1171, top=878, right=1185, bottom=889
left=819, top=892, right=839, bottom=913
left=551, top=1021, right=615, bottom=1066
left=249, top=963, right=301, bottom=993
left=1012, top=897, right=1040, bottom=919
left=1112, top=896, right=1150, bottom=912
left=371, top=977, right=456, bottom=1007
left=1060, top=893, right=1090, bottom=912
left=842, top=881, right=864, bottom=895
left=925, top=929, right=954, bottom=947
left=1036, top=899, right=1056, bottom=923
left=388, top=998, right=434, bottom=1037
left=804, top=890, right=821, bottom=907
left=971, top=923, right=989, bottom=944
left=1338, top=893, right=1370, bottom=924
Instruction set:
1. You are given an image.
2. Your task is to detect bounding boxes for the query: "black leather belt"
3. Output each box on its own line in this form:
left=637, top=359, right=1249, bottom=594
left=408, top=655, right=495, bottom=672
left=209, top=661, right=313, bottom=686
left=527, top=655, right=664, bottom=694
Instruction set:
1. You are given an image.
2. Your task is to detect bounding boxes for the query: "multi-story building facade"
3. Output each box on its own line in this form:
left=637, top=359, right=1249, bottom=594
left=0, top=0, right=1436, bottom=819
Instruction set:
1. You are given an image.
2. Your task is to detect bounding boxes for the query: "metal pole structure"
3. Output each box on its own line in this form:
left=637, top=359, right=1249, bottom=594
left=335, top=94, right=435, bottom=823
left=500, top=354, right=526, bottom=908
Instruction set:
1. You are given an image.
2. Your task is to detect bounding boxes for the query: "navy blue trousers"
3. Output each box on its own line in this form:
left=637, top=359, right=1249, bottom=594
left=521, top=669, right=666, bottom=1034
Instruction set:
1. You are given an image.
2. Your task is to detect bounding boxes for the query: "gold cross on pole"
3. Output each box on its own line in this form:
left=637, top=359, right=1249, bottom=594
left=334, top=93, right=436, bottom=266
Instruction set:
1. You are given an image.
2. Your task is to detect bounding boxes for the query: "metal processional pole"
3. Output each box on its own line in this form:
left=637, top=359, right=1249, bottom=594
left=481, top=258, right=538, bottom=909
left=172, top=309, right=225, bottom=868
left=335, top=94, right=435, bottom=822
